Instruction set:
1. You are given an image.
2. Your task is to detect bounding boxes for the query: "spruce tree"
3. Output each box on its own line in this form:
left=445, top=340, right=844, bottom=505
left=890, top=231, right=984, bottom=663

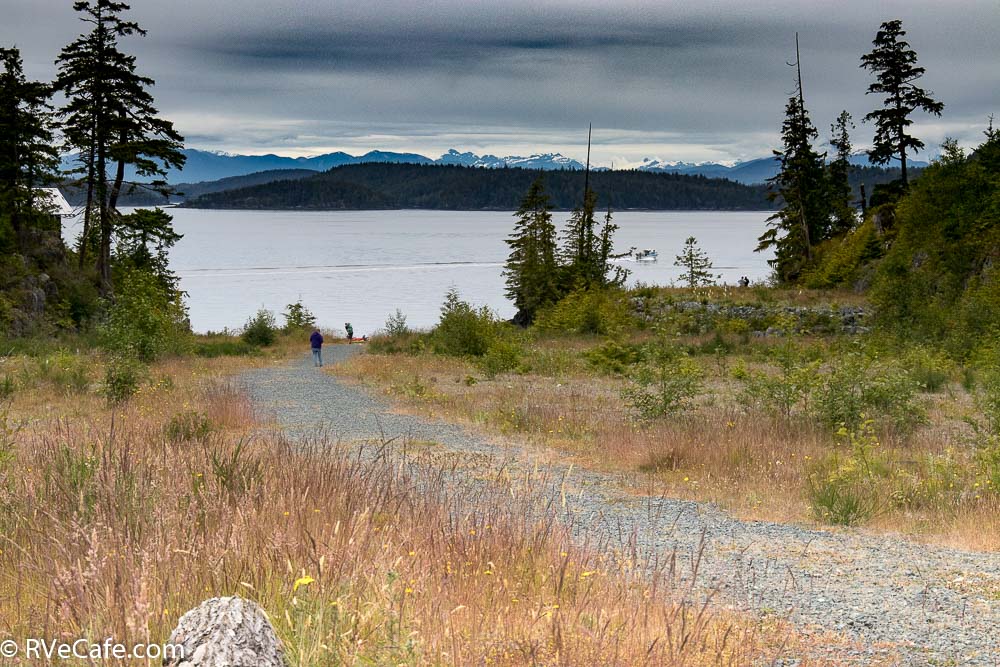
left=0, top=47, right=58, bottom=244
left=828, top=110, right=856, bottom=235
left=55, top=0, right=185, bottom=293
left=561, top=188, right=600, bottom=289
left=504, top=177, right=559, bottom=324
left=757, top=94, right=830, bottom=282
left=860, top=19, right=943, bottom=188
left=674, top=237, right=716, bottom=288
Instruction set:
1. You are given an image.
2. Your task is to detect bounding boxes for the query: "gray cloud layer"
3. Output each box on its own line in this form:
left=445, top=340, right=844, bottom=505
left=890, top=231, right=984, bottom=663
left=4, top=0, right=998, bottom=164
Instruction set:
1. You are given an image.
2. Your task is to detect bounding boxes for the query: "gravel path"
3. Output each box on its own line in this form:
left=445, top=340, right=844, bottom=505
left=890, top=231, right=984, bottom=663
left=242, top=347, right=1000, bottom=666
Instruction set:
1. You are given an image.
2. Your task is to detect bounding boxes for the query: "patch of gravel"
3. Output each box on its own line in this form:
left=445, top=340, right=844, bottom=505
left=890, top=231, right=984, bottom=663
left=242, top=347, right=1000, bottom=666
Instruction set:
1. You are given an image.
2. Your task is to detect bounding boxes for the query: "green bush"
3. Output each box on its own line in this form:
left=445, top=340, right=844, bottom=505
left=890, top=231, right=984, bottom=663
left=534, top=289, right=632, bottom=336
left=477, top=339, right=524, bottom=379
left=35, top=351, right=91, bottom=394
left=811, top=349, right=924, bottom=432
left=165, top=410, right=213, bottom=443
left=103, top=356, right=146, bottom=405
left=384, top=309, right=410, bottom=337
left=282, top=300, right=316, bottom=332
left=806, top=423, right=887, bottom=526
left=101, top=269, right=190, bottom=362
left=735, top=343, right=821, bottom=418
left=45, top=444, right=98, bottom=518
left=0, top=374, right=14, bottom=399
left=901, top=345, right=954, bottom=393
left=622, top=343, right=703, bottom=421
left=974, top=353, right=1000, bottom=436
left=368, top=331, right=428, bottom=355
left=431, top=289, right=500, bottom=357
left=583, top=339, right=643, bottom=376
left=210, top=439, right=262, bottom=499
left=241, top=308, right=278, bottom=348
left=193, top=339, right=258, bottom=357
left=801, top=220, right=882, bottom=289
left=518, top=347, right=583, bottom=377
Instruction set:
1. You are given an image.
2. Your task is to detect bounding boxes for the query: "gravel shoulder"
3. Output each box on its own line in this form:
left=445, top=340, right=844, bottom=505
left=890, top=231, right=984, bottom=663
left=242, top=346, right=1000, bottom=666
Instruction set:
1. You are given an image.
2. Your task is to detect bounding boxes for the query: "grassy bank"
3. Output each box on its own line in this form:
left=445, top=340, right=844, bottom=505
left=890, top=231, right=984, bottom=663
left=0, top=336, right=863, bottom=665
left=341, top=286, right=1000, bottom=551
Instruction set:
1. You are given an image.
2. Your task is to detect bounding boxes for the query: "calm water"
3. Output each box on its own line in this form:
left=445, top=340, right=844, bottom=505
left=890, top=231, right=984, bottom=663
left=65, top=209, right=774, bottom=336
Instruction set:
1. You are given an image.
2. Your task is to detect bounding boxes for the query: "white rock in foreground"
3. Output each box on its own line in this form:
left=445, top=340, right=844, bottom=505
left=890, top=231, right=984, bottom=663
left=165, top=596, right=287, bottom=667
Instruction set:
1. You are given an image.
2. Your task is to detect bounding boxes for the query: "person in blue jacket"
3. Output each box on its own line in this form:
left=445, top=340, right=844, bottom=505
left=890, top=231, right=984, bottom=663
left=310, top=328, right=324, bottom=367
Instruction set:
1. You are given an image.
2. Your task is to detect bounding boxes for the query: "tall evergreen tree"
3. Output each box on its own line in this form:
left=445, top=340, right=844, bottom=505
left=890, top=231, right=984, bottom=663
left=0, top=47, right=58, bottom=244
left=757, top=96, right=830, bottom=281
left=561, top=187, right=600, bottom=289
left=674, top=237, right=717, bottom=288
left=860, top=19, right=943, bottom=188
left=828, top=110, right=856, bottom=235
left=757, top=36, right=830, bottom=282
left=55, top=0, right=185, bottom=293
left=504, top=177, right=559, bottom=324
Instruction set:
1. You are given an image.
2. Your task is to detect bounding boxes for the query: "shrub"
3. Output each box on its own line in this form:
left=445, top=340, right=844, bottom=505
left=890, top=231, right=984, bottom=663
left=101, top=269, right=190, bottom=362
left=209, top=439, right=262, bottom=500
left=431, top=289, right=499, bottom=357
left=583, top=339, right=643, bottom=376
left=622, top=343, right=703, bottom=421
left=534, top=289, right=632, bottom=336
left=45, top=444, right=98, bottom=518
left=283, top=300, right=316, bottom=332
left=974, top=354, right=1000, bottom=436
left=806, top=423, right=887, bottom=526
left=36, top=351, right=91, bottom=394
left=165, top=411, right=213, bottom=443
left=477, top=339, right=524, bottom=379
left=0, top=374, right=13, bottom=399
left=193, top=339, right=258, bottom=357
left=811, top=349, right=924, bottom=432
left=518, top=347, right=583, bottom=377
left=103, top=356, right=145, bottom=405
left=901, top=345, right=954, bottom=393
left=384, top=309, right=410, bottom=337
left=735, top=343, right=821, bottom=418
left=242, top=308, right=278, bottom=348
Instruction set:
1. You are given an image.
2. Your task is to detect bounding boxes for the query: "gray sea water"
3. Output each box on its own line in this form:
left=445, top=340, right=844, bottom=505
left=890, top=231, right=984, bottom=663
left=64, top=209, right=775, bottom=336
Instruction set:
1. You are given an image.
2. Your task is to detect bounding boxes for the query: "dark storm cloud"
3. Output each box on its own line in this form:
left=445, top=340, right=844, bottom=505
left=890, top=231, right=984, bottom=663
left=3, top=0, right=998, bottom=163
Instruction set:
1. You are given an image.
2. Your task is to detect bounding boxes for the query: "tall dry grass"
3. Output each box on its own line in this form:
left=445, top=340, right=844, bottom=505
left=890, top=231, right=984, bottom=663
left=0, top=353, right=855, bottom=665
left=341, top=351, right=1000, bottom=551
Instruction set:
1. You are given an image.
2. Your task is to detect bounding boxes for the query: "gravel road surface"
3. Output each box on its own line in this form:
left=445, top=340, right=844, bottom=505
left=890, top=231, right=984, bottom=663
left=242, top=347, right=1000, bottom=666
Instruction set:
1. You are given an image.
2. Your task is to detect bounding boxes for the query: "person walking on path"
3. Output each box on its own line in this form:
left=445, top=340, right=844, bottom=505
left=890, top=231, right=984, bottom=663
left=345, top=322, right=354, bottom=344
left=310, top=328, right=324, bottom=366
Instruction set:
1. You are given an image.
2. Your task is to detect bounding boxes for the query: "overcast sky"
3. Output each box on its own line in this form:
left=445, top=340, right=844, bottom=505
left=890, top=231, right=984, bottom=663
left=3, top=0, right=998, bottom=165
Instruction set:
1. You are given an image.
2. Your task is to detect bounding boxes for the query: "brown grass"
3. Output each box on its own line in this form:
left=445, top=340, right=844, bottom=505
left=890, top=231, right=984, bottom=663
left=340, top=347, right=1000, bottom=552
left=0, top=349, right=866, bottom=665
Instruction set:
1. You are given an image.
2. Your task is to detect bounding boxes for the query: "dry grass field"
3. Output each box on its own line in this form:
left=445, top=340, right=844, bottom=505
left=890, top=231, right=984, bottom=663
left=0, top=345, right=862, bottom=665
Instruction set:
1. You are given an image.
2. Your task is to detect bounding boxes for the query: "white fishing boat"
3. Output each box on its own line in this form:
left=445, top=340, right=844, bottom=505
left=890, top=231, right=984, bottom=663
left=633, top=248, right=658, bottom=262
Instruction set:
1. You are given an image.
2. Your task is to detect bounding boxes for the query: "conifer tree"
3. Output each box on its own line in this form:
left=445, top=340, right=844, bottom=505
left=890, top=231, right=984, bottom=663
left=757, top=36, right=830, bottom=282
left=0, top=47, right=58, bottom=244
left=860, top=19, right=943, bottom=188
left=504, top=177, right=559, bottom=324
left=561, top=188, right=600, bottom=289
left=55, top=0, right=185, bottom=293
left=828, top=110, right=856, bottom=235
left=757, top=94, right=831, bottom=282
left=674, top=237, right=716, bottom=288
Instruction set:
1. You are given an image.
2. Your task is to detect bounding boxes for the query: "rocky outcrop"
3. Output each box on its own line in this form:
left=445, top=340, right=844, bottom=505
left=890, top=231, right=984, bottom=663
left=164, top=596, right=287, bottom=667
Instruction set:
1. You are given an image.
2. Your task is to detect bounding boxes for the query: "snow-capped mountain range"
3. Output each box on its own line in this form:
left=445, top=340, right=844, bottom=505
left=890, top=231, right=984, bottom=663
left=80, top=147, right=927, bottom=186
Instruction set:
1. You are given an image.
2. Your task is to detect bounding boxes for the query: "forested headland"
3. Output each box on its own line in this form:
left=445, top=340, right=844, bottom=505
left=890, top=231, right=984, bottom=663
left=183, top=162, right=775, bottom=210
